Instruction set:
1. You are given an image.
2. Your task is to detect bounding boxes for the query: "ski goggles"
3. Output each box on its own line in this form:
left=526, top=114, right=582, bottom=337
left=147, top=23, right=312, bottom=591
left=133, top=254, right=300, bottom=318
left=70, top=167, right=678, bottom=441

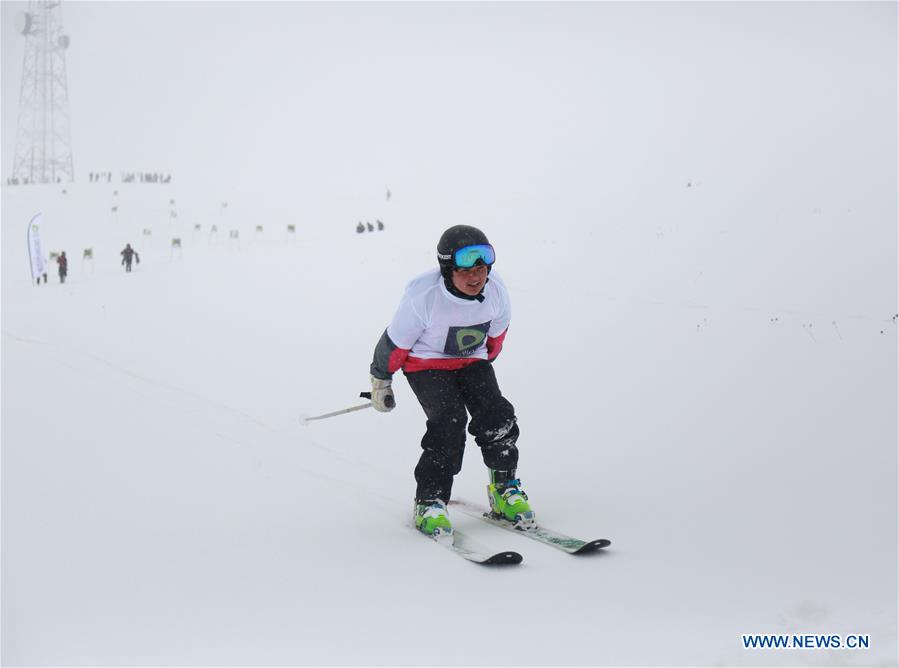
left=451, top=244, right=496, bottom=269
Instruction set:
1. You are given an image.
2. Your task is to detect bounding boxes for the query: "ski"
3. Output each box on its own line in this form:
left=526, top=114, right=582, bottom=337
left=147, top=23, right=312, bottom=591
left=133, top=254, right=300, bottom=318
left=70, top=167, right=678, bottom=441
left=418, top=527, right=523, bottom=565
left=449, top=499, right=612, bottom=555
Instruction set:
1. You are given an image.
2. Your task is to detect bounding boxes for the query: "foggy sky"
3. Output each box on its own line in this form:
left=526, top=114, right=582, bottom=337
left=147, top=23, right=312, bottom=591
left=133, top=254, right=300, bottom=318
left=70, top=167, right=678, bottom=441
left=2, top=1, right=896, bottom=315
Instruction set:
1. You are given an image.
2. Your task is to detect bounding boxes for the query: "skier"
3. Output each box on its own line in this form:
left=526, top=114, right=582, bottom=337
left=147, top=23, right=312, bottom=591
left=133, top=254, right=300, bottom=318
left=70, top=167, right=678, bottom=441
left=57, top=251, right=68, bottom=284
left=369, top=225, right=534, bottom=538
left=120, top=243, right=140, bottom=272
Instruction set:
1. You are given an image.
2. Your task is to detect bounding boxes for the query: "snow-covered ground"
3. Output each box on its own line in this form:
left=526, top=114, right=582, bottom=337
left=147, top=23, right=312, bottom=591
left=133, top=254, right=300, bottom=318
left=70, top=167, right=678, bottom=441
left=2, top=2, right=896, bottom=666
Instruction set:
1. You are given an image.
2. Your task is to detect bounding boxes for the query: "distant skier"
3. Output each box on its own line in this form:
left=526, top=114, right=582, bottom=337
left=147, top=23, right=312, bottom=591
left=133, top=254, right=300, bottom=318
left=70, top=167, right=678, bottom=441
left=368, top=225, right=533, bottom=538
left=57, top=251, right=68, bottom=284
left=356, top=222, right=365, bottom=234
left=120, top=243, right=140, bottom=272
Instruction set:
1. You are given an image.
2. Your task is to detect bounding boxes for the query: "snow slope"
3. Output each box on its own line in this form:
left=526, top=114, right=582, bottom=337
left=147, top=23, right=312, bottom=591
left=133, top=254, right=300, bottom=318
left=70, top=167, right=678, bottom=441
left=3, top=179, right=896, bottom=665
left=2, top=2, right=896, bottom=666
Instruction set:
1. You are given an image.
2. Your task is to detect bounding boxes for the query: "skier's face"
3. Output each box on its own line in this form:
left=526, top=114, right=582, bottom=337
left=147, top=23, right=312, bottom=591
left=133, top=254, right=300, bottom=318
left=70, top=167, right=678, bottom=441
left=451, top=264, right=489, bottom=296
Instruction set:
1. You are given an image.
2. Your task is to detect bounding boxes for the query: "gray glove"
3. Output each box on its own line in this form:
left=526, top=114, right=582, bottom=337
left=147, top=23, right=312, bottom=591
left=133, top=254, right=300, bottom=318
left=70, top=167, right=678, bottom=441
left=370, top=375, right=396, bottom=412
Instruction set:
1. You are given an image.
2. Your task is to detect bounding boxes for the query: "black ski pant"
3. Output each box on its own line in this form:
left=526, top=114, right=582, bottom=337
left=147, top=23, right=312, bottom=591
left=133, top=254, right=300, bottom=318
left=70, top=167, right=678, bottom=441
left=405, top=361, right=519, bottom=503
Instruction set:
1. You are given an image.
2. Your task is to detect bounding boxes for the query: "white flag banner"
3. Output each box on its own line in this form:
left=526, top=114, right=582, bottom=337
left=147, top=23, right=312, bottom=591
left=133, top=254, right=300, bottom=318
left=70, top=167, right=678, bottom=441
left=27, top=213, right=47, bottom=283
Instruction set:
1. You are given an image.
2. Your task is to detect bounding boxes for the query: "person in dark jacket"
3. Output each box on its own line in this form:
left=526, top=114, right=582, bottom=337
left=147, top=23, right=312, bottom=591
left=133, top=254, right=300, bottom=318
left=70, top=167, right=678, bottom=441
left=121, top=244, right=140, bottom=272
left=57, top=251, right=68, bottom=284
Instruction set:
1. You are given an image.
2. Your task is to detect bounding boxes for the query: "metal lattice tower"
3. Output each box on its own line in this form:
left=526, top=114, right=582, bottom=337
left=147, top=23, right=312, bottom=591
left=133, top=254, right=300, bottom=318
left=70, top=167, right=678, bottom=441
left=11, top=1, right=74, bottom=184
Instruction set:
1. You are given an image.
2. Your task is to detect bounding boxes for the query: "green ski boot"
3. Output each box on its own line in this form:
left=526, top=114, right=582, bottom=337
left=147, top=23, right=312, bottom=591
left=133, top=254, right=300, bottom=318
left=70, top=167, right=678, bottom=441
left=487, top=469, right=536, bottom=531
left=414, top=499, right=454, bottom=538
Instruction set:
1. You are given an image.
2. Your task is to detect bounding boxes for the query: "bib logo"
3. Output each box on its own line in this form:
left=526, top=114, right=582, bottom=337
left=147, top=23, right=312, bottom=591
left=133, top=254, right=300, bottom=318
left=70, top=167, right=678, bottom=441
left=444, top=321, right=491, bottom=356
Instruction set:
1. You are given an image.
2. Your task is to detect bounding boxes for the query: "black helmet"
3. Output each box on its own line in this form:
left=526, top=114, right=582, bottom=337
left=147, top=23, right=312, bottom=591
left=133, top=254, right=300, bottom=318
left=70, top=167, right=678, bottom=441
left=437, top=225, right=493, bottom=277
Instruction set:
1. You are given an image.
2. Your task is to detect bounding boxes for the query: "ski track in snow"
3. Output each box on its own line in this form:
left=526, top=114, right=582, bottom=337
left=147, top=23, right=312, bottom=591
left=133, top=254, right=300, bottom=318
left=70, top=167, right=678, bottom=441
left=2, top=328, right=408, bottom=509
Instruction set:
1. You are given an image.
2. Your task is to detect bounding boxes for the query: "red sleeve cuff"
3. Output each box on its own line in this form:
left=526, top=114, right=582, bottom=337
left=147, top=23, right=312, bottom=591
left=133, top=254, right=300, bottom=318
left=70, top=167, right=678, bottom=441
left=486, top=329, right=507, bottom=361
left=387, top=347, right=410, bottom=373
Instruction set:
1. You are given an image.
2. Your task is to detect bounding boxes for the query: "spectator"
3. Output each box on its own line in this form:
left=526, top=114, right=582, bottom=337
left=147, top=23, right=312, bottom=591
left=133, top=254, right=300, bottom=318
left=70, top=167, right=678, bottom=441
left=57, top=251, right=68, bottom=284
left=121, top=243, right=140, bottom=272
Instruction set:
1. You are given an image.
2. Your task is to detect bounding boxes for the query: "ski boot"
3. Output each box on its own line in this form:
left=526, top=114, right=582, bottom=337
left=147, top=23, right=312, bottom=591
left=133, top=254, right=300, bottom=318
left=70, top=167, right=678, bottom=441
left=414, top=499, right=454, bottom=538
left=487, top=469, right=536, bottom=531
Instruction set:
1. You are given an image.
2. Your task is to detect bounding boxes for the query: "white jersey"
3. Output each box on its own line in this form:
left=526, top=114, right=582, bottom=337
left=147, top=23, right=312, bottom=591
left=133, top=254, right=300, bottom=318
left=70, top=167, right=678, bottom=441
left=387, top=268, right=511, bottom=365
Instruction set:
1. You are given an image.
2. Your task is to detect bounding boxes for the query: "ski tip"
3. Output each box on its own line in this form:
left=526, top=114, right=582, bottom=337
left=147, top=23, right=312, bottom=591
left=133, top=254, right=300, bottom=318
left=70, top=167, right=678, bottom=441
left=483, top=551, right=524, bottom=565
left=573, top=539, right=612, bottom=555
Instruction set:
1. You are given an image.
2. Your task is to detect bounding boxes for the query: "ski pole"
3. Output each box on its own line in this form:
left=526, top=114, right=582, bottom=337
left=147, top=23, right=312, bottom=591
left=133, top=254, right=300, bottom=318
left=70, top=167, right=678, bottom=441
left=301, top=392, right=376, bottom=424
